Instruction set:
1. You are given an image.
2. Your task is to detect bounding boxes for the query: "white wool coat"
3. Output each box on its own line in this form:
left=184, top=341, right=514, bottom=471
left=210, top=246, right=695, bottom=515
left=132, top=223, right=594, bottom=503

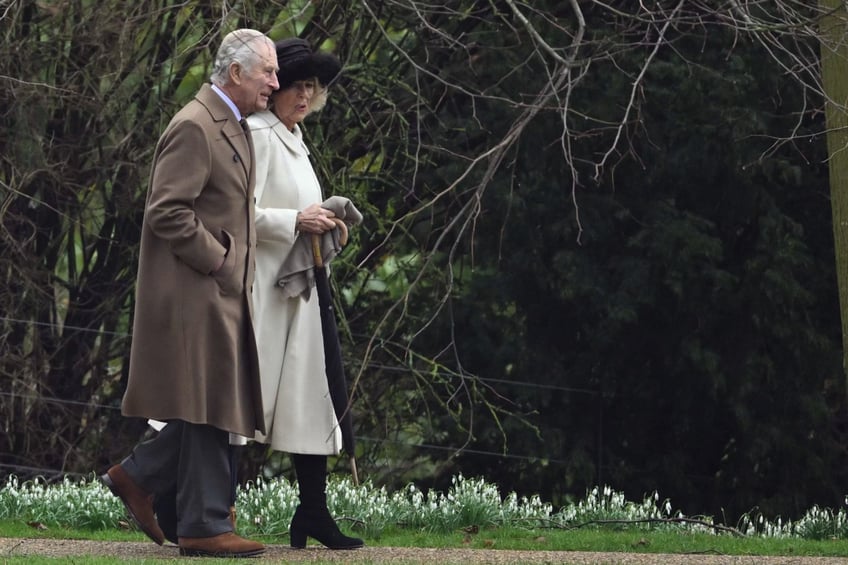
left=245, top=110, right=342, bottom=454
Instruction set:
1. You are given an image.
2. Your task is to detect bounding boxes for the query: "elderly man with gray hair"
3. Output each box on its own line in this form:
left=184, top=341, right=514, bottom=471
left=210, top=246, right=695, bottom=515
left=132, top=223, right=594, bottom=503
left=99, top=29, right=278, bottom=558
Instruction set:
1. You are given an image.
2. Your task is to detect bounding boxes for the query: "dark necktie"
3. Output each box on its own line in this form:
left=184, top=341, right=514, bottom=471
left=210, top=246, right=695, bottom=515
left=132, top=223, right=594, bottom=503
left=238, top=118, right=254, bottom=174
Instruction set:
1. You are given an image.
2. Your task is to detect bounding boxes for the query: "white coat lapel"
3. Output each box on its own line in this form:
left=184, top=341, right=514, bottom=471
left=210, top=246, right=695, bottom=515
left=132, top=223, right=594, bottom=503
left=271, top=121, right=310, bottom=158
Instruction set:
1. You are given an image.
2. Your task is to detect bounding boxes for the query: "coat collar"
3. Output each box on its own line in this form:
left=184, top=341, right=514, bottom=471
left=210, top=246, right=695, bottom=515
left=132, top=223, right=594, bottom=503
left=196, top=84, right=242, bottom=130
left=250, top=111, right=310, bottom=157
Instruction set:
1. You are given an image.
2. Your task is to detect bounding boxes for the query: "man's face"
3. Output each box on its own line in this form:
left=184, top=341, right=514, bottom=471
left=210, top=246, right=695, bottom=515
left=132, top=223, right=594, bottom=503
left=232, top=40, right=279, bottom=115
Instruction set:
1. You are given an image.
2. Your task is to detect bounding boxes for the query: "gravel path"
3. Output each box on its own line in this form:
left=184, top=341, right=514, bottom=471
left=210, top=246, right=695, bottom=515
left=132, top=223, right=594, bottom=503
left=3, top=538, right=848, bottom=564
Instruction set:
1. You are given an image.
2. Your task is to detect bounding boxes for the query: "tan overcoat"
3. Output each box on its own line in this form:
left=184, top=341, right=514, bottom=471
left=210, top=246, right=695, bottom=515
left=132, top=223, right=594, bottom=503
left=122, top=84, right=265, bottom=438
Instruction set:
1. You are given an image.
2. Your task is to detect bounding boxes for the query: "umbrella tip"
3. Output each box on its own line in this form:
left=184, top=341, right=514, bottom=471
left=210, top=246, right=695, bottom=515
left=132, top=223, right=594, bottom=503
left=350, top=456, right=360, bottom=487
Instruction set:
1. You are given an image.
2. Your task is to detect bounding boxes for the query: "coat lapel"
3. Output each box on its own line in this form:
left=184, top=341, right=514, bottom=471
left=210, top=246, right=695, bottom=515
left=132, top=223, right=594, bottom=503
left=195, top=84, right=253, bottom=189
left=271, top=120, right=310, bottom=158
left=221, top=119, right=252, bottom=186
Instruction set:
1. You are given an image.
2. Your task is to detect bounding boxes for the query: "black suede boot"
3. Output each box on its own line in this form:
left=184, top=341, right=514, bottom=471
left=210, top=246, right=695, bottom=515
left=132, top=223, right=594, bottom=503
left=290, top=454, right=364, bottom=550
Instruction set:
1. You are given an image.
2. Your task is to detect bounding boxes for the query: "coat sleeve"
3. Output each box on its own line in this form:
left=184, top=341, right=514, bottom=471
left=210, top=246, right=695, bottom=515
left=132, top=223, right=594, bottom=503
left=251, top=125, right=299, bottom=245
left=145, top=117, right=226, bottom=275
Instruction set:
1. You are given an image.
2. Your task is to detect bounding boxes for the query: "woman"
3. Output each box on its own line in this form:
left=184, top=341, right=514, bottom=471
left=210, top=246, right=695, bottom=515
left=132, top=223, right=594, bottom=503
left=247, top=37, right=364, bottom=550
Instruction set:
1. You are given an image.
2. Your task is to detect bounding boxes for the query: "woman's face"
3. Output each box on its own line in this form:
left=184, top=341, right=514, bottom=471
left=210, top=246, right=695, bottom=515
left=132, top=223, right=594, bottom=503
left=272, top=78, right=317, bottom=130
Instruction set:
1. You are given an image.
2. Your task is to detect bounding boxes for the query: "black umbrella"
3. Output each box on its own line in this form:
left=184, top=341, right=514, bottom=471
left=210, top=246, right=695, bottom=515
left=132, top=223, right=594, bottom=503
left=311, top=221, right=358, bottom=484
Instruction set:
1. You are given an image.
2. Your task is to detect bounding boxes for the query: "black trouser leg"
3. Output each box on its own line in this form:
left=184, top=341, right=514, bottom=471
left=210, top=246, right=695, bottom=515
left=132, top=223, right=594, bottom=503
left=120, top=420, right=181, bottom=495
left=127, top=421, right=232, bottom=540
left=173, top=422, right=232, bottom=538
left=154, top=436, right=241, bottom=543
left=229, top=444, right=241, bottom=507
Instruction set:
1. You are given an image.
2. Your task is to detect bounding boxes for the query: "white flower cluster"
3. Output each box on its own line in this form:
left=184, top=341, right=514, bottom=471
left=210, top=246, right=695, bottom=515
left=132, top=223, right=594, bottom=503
left=738, top=504, right=848, bottom=540
left=236, top=475, right=299, bottom=535
left=0, top=475, right=123, bottom=529
left=2, top=473, right=846, bottom=540
left=555, top=485, right=696, bottom=532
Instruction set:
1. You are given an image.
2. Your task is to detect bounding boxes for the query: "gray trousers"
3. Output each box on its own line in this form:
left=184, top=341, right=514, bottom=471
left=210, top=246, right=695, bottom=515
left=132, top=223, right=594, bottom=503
left=120, top=420, right=232, bottom=538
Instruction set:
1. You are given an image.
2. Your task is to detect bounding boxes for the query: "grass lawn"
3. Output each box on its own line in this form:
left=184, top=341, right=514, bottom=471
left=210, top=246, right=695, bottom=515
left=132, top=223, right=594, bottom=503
left=3, top=519, right=848, bottom=562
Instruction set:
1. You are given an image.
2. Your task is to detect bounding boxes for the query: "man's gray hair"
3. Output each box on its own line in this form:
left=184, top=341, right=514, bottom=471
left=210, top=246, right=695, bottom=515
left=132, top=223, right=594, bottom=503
left=210, top=29, right=270, bottom=86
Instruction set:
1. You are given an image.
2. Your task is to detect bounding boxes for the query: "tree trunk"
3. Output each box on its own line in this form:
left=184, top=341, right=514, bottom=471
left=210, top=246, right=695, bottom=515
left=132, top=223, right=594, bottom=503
left=820, top=0, right=848, bottom=378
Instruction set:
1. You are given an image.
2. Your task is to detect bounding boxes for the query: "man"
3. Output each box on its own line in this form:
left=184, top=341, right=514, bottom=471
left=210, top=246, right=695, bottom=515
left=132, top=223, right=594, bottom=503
left=100, top=29, right=279, bottom=558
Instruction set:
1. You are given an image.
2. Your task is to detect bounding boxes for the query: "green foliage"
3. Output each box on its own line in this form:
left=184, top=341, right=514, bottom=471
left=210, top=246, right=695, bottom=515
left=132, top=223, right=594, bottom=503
left=418, top=20, right=844, bottom=522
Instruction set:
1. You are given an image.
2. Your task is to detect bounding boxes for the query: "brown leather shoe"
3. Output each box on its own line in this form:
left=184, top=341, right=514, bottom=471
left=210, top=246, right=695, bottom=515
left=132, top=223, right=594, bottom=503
left=100, top=464, right=165, bottom=546
left=154, top=496, right=237, bottom=545
left=179, top=532, right=265, bottom=557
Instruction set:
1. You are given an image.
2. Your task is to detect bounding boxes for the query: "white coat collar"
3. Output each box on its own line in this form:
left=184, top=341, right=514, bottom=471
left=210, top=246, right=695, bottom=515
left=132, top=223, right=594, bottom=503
left=250, top=111, right=310, bottom=157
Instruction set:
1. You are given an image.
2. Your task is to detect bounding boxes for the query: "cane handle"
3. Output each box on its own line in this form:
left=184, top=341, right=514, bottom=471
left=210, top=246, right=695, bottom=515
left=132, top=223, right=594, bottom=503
left=311, top=218, right=349, bottom=269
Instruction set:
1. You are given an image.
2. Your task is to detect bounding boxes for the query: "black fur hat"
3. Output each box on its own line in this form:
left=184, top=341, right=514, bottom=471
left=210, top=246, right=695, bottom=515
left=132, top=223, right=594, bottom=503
left=275, top=38, right=341, bottom=89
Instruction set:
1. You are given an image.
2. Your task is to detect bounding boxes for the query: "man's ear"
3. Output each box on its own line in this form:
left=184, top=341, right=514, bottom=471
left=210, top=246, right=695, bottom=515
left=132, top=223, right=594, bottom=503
left=228, top=62, right=243, bottom=85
